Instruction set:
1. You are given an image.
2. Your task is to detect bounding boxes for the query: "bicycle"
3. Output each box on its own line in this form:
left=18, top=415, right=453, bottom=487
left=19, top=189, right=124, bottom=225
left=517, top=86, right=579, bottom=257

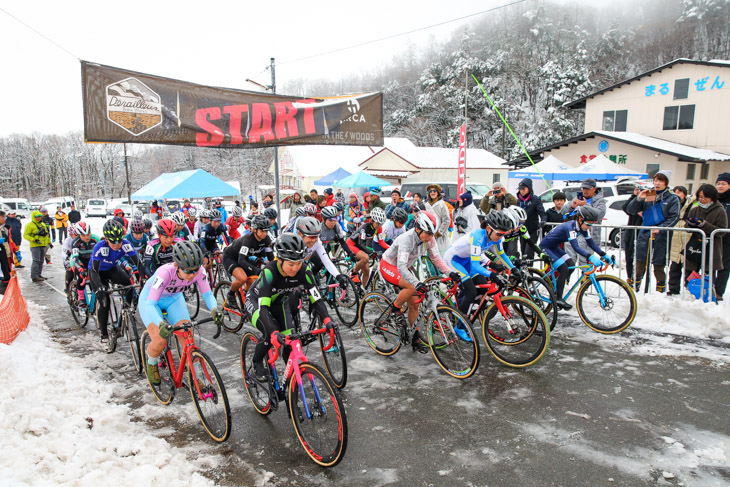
left=183, top=284, right=200, bottom=320
left=214, top=274, right=258, bottom=334
left=428, top=276, right=550, bottom=368
left=141, top=317, right=231, bottom=443
left=240, top=324, right=348, bottom=467
left=67, top=274, right=90, bottom=328
left=506, top=259, right=559, bottom=332
left=357, top=279, right=479, bottom=380
left=207, top=251, right=231, bottom=290
left=335, top=253, right=387, bottom=297
left=314, top=267, right=360, bottom=328
left=539, top=257, right=637, bottom=334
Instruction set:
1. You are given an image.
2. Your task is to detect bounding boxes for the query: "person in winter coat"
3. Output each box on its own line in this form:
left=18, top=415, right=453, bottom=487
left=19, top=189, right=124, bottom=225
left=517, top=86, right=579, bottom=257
left=479, top=181, right=517, bottom=215
left=621, top=186, right=644, bottom=285
left=24, top=210, right=52, bottom=282
left=306, top=189, right=318, bottom=205
left=55, top=206, right=70, bottom=242
left=715, top=172, right=730, bottom=301
left=368, top=187, right=387, bottom=212
left=684, top=184, right=728, bottom=291
left=262, top=194, right=275, bottom=209
left=516, top=178, right=547, bottom=261
left=113, top=208, right=129, bottom=231
left=545, top=191, right=566, bottom=235
left=288, top=192, right=305, bottom=213
left=666, top=186, right=695, bottom=295
left=363, top=192, right=371, bottom=212
left=334, top=188, right=346, bottom=207
left=625, top=171, right=680, bottom=293
left=559, top=178, right=606, bottom=265
left=67, top=204, right=81, bottom=224
left=346, top=193, right=364, bottom=231
left=324, top=188, right=336, bottom=207
left=5, top=210, right=23, bottom=267
left=425, top=183, right=451, bottom=253
left=385, top=188, right=411, bottom=219
left=0, top=210, right=18, bottom=292
left=452, top=191, right=481, bottom=241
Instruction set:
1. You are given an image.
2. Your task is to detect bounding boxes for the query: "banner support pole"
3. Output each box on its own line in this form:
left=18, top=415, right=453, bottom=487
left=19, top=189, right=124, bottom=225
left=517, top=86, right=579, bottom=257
left=270, top=57, right=282, bottom=230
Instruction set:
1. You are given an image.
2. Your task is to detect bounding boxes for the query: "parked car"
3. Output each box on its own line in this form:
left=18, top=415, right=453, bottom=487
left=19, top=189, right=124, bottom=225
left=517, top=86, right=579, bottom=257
left=85, top=198, right=107, bottom=218
left=132, top=200, right=150, bottom=215
left=166, top=199, right=182, bottom=212
left=106, top=198, right=129, bottom=215
left=602, top=194, right=632, bottom=248
left=0, top=198, right=31, bottom=219
left=43, top=196, right=76, bottom=213
left=30, top=202, right=43, bottom=212
left=538, top=177, right=645, bottom=209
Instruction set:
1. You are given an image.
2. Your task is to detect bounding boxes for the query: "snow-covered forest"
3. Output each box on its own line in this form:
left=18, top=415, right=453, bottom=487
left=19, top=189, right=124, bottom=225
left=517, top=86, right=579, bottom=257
left=0, top=0, right=728, bottom=201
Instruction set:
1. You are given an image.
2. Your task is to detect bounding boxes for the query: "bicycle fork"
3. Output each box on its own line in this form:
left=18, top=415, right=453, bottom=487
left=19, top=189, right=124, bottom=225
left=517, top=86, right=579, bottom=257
left=495, top=298, right=520, bottom=334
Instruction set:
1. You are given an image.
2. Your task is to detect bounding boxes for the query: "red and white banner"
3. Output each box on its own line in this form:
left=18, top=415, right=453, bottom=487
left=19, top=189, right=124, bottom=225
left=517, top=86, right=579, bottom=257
left=457, top=123, right=467, bottom=196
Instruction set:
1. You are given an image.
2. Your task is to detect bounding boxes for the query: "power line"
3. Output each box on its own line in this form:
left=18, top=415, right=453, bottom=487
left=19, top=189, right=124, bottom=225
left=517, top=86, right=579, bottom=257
left=0, top=6, right=80, bottom=60
left=278, top=0, right=528, bottom=66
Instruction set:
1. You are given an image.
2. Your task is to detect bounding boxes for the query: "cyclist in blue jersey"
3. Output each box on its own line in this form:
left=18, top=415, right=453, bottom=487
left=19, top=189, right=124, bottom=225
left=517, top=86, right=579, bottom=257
left=89, top=220, right=140, bottom=352
left=539, top=206, right=611, bottom=310
left=125, top=219, right=149, bottom=257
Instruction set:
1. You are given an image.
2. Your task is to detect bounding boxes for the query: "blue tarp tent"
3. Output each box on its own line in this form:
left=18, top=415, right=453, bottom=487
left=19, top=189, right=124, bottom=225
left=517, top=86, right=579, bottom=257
left=334, top=171, right=389, bottom=188
left=131, top=169, right=239, bottom=200
left=314, top=168, right=352, bottom=186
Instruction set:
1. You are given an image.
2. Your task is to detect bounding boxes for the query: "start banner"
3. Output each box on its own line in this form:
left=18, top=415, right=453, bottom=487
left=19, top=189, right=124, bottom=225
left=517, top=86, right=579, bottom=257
left=81, top=61, right=383, bottom=148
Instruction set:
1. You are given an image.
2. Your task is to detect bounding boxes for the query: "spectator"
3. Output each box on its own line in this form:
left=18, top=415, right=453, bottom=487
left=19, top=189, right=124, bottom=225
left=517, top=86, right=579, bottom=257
left=55, top=206, right=69, bottom=242
left=625, top=171, right=680, bottom=293
left=560, top=178, right=606, bottom=265
left=684, top=184, right=728, bottom=296
left=67, top=204, right=81, bottom=224
left=262, top=194, right=274, bottom=209
left=113, top=209, right=128, bottom=231
left=545, top=191, right=566, bottom=234
left=346, top=192, right=364, bottom=231
left=249, top=200, right=259, bottom=215
left=181, top=199, right=195, bottom=217
left=452, top=191, right=480, bottom=240
left=368, top=187, right=387, bottom=213
left=479, top=181, right=517, bottom=215
left=715, top=173, right=730, bottom=301
left=363, top=192, right=371, bottom=212
left=412, top=192, right=423, bottom=205
left=214, top=200, right=229, bottom=222
left=425, top=184, right=451, bottom=253
left=5, top=210, right=22, bottom=268
left=517, top=178, right=547, bottom=262
left=334, top=188, right=346, bottom=207
left=150, top=200, right=160, bottom=220
left=622, top=186, right=644, bottom=286
left=0, top=210, right=17, bottom=293
left=24, top=210, right=51, bottom=282
left=324, top=188, right=336, bottom=207
left=40, top=207, right=55, bottom=243
left=667, top=186, right=695, bottom=296
left=306, top=189, right=318, bottom=204
left=288, top=192, right=305, bottom=213
left=315, top=195, right=327, bottom=221
left=385, top=188, right=411, bottom=219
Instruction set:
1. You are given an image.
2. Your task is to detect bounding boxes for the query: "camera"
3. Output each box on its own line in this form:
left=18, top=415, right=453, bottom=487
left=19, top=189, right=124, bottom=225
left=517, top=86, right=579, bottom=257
left=36, top=227, right=48, bottom=237
left=577, top=191, right=584, bottom=200
left=494, top=189, right=501, bottom=195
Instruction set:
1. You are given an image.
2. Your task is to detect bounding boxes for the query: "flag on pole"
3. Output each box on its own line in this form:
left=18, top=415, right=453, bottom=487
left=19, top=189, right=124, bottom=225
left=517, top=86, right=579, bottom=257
left=457, top=123, right=467, bottom=196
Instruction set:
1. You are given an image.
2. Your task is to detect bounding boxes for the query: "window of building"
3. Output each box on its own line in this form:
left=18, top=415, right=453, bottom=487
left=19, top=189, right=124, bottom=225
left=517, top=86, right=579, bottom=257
left=688, top=183, right=694, bottom=194
left=663, top=105, right=695, bottom=130
left=602, top=110, right=627, bottom=131
left=674, top=78, right=690, bottom=100
left=493, top=173, right=501, bottom=183
left=700, top=163, right=710, bottom=180
left=646, top=163, right=660, bottom=178
left=686, top=163, right=696, bottom=180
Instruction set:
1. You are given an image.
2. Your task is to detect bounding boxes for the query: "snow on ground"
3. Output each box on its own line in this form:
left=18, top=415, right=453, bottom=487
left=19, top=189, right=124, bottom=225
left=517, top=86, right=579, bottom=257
left=0, top=301, right=218, bottom=487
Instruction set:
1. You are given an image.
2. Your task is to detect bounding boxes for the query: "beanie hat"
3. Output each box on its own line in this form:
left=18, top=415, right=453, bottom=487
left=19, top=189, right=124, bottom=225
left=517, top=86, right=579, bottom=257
left=459, top=191, right=473, bottom=207
left=717, top=172, right=730, bottom=184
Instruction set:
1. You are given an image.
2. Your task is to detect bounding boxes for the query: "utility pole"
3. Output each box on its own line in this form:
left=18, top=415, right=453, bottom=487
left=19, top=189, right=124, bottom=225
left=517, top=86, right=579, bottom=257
left=270, top=57, right=282, bottom=230
left=123, top=143, right=132, bottom=203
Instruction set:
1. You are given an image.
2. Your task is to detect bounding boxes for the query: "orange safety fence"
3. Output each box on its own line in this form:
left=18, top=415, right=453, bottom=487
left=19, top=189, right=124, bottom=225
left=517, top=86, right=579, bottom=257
left=0, top=276, right=30, bottom=344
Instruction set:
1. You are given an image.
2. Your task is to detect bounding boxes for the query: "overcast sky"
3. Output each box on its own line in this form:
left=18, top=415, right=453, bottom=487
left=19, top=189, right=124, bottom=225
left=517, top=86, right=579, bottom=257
left=0, top=0, right=512, bottom=137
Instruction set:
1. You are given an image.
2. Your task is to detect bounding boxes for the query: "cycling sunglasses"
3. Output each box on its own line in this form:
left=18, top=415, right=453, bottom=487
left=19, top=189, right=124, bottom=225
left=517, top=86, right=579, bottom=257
left=180, top=267, right=200, bottom=275
left=583, top=221, right=598, bottom=227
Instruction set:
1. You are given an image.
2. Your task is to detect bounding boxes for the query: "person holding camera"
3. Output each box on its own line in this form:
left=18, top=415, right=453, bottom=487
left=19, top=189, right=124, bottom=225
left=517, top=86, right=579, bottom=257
left=560, top=178, right=606, bottom=266
left=24, top=210, right=52, bottom=282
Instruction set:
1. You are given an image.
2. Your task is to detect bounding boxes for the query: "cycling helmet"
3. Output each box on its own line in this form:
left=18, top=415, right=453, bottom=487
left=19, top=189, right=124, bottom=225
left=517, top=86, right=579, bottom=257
left=370, top=207, right=387, bottom=224
left=231, top=206, right=243, bottom=217
left=334, top=202, right=345, bottom=212
left=68, top=224, right=78, bottom=237
left=172, top=240, right=204, bottom=271
left=264, top=207, right=278, bottom=219
left=274, top=232, right=307, bottom=262
left=187, top=208, right=197, bottom=217
left=577, top=205, right=601, bottom=222
left=171, top=212, right=187, bottom=225
left=508, top=206, right=527, bottom=223
left=133, top=210, right=143, bottom=220
left=412, top=201, right=426, bottom=213
left=209, top=209, right=222, bottom=221
left=129, top=220, right=145, bottom=234
left=504, top=211, right=520, bottom=230
left=156, top=218, right=176, bottom=237
left=103, top=219, right=126, bottom=243
left=199, top=209, right=211, bottom=219
left=143, top=218, right=153, bottom=229
left=303, top=203, right=317, bottom=215
left=321, top=206, right=338, bottom=220
left=415, top=211, right=438, bottom=234
left=250, top=214, right=272, bottom=231
left=484, top=210, right=513, bottom=233
left=75, top=221, right=91, bottom=236
left=297, top=216, right=321, bottom=236
left=295, top=206, right=307, bottom=217
left=391, top=207, right=408, bottom=224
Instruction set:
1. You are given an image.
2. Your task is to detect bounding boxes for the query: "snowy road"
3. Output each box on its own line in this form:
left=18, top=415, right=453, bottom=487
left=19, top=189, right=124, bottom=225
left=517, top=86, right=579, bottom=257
left=6, top=227, right=730, bottom=487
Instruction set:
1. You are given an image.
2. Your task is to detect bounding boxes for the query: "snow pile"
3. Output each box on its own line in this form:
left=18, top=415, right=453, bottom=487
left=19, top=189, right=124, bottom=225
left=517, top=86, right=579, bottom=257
left=0, top=302, right=217, bottom=487
left=632, top=292, right=730, bottom=341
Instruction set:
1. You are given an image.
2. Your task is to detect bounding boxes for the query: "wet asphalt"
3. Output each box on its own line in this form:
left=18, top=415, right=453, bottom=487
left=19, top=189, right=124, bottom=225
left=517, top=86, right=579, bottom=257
left=17, top=236, right=730, bottom=487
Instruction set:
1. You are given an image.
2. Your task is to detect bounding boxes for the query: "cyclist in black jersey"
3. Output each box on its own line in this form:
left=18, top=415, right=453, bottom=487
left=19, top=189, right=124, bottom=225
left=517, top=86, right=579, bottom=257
left=198, top=209, right=230, bottom=276
left=144, top=219, right=182, bottom=278
left=245, top=233, right=333, bottom=381
left=222, top=214, right=274, bottom=310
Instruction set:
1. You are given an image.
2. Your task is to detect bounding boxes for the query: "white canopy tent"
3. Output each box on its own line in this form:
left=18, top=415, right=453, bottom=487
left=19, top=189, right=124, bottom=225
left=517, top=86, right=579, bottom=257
left=507, top=155, right=575, bottom=194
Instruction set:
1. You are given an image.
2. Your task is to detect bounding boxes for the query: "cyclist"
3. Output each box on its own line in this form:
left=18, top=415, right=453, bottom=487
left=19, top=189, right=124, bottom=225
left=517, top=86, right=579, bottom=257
left=263, top=207, right=279, bottom=238
left=245, top=233, right=334, bottom=381
left=444, top=211, right=515, bottom=316
left=62, top=223, right=78, bottom=291
left=296, top=216, right=350, bottom=289
left=501, top=206, right=551, bottom=265
left=171, top=212, right=192, bottom=240
left=406, top=201, right=426, bottom=230
left=226, top=206, right=245, bottom=240
left=69, top=222, right=98, bottom=306
left=139, top=241, right=221, bottom=384
left=143, top=218, right=155, bottom=238
left=194, top=209, right=211, bottom=240
left=345, top=206, right=388, bottom=285
left=284, top=205, right=309, bottom=233
left=375, top=207, right=408, bottom=251
left=379, top=211, right=457, bottom=353
left=185, top=208, right=197, bottom=234
left=133, top=210, right=144, bottom=221
left=319, top=206, right=356, bottom=261
left=126, top=220, right=149, bottom=257
left=539, top=205, right=612, bottom=310
left=144, top=219, right=182, bottom=279
left=222, top=214, right=274, bottom=310
left=89, top=220, right=140, bottom=352
left=198, top=209, right=231, bottom=276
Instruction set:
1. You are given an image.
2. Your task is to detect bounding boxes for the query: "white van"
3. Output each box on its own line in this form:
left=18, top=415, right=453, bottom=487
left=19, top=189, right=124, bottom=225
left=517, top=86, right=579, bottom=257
left=0, top=198, right=31, bottom=219
left=85, top=198, right=107, bottom=218
left=43, top=196, right=76, bottom=213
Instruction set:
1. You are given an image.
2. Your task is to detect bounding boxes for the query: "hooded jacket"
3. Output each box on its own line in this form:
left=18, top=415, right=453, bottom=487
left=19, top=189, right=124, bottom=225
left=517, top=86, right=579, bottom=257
left=5, top=216, right=22, bottom=246
left=517, top=179, right=546, bottom=235
left=24, top=211, right=51, bottom=248
left=685, top=200, right=728, bottom=270
left=453, top=191, right=480, bottom=238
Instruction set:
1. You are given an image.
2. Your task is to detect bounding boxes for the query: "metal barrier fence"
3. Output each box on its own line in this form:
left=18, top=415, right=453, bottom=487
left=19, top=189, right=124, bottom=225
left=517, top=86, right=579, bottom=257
left=708, top=228, right=730, bottom=298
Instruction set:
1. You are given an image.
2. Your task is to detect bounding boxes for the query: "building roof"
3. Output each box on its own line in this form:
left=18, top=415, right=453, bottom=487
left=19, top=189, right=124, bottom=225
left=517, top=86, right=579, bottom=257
left=509, top=131, right=730, bottom=168
left=563, top=59, right=730, bottom=109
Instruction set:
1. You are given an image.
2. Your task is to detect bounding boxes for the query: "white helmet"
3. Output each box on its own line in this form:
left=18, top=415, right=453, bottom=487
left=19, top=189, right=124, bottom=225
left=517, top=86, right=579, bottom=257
left=133, top=210, right=143, bottom=220
left=370, top=207, right=386, bottom=224
left=231, top=206, right=243, bottom=217
left=416, top=211, right=438, bottom=234
left=187, top=208, right=197, bottom=217
left=508, top=206, right=527, bottom=223
left=171, top=212, right=186, bottom=225
left=503, top=210, right=520, bottom=230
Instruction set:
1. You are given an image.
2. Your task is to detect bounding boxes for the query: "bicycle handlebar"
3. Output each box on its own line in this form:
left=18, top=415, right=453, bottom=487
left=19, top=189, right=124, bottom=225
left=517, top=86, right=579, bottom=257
left=172, top=316, right=221, bottom=339
left=268, top=321, right=336, bottom=363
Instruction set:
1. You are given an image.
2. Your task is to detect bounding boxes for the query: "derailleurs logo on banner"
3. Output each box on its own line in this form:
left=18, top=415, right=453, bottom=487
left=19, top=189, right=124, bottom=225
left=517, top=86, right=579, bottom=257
left=343, top=99, right=366, bottom=123
left=106, top=77, right=162, bottom=136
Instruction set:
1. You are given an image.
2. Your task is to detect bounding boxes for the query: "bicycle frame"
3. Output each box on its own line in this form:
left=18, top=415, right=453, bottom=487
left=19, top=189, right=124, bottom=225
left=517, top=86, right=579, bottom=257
left=165, top=326, right=214, bottom=401
left=542, top=261, right=611, bottom=305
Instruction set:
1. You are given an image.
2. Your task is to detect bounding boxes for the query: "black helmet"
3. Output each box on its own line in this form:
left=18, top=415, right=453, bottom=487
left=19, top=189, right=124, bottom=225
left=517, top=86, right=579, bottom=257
left=334, top=202, right=344, bottom=212
left=103, top=219, right=126, bottom=243
left=143, top=218, right=153, bottom=229
left=264, top=207, right=278, bottom=219
left=392, top=207, right=408, bottom=223
left=296, top=216, right=321, bottom=236
left=274, top=232, right=307, bottom=261
left=250, top=214, right=272, bottom=230
left=577, top=206, right=601, bottom=222
left=484, top=210, right=513, bottom=233
left=321, top=206, right=338, bottom=220
left=172, top=240, right=204, bottom=270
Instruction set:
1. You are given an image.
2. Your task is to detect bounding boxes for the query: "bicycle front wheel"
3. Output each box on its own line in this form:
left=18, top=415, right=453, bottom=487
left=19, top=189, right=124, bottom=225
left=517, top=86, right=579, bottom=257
left=141, top=331, right=176, bottom=405
left=318, top=323, right=348, bottom=389
left=332, top=276, right=359, bottom=327
left=188, top=349, right=231, bottom=442
left=184, top=283, right=200, bottom=320
left=480, top=295, right=550, bottom=368
left=288, top=363, right=348, bottom=467
left=359, top=292, right=402, bottom=356
left=512, top=276, right=558, bottom=331
left=240, top=331, right=272, bottom=415
left=427, top=305, right=479, bottom=379
left=576, top=275, right=637, bottom=334
left=124, top=311, right=142, bottom=374
left=67, top=280, right=89, bottom=328
left=214, top=281, right=244, bottom=333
